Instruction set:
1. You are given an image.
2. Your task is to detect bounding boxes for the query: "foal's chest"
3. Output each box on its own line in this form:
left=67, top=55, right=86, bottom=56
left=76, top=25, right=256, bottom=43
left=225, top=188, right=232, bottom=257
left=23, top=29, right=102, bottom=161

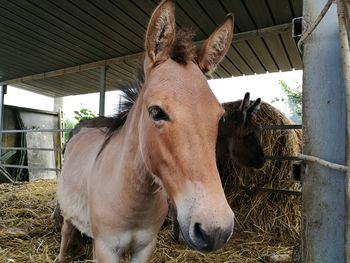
left=108, top=228, right=156, bottom=254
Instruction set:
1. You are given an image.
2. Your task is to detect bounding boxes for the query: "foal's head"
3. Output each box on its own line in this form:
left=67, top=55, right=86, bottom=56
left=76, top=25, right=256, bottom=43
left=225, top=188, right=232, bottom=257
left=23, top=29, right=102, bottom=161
left=136, top=0, right=234, bottom=252
left=219, top=93, right=265, bottom=169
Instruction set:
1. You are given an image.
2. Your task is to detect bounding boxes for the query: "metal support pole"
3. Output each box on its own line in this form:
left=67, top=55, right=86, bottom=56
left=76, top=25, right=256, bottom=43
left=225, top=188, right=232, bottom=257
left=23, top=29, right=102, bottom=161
left=336, top=0, right=350, bottom=261
left=302, top=0, right=345, bottom=262
left=0, top=85, right=7, bottom=157
left=58, top=108, right=64, bottom=177
left=99, top=65, right=108, bottom=116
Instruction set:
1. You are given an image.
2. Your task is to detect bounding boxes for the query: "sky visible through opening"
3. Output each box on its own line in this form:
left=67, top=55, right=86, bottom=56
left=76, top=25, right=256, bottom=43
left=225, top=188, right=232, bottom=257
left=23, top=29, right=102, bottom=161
left=6, top=70, right=302, bottom=122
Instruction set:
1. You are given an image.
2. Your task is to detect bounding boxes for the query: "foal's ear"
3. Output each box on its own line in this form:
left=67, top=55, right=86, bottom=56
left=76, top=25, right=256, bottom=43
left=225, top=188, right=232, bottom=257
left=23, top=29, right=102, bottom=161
left=145, top=0, right=176, bottom=66
left=197, top=14, right=234, bottom=74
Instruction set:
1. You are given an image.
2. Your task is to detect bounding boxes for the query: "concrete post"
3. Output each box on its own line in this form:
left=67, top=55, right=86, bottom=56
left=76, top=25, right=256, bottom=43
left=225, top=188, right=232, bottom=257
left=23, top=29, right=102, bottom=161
left=54, top=97, right=63, bottom=113
left=302, top=1, right=345, bottom=262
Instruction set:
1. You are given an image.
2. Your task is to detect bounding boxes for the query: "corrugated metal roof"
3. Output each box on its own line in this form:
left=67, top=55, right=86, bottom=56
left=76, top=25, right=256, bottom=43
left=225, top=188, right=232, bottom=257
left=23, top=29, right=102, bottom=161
left=0, top=0, right=302, bottom=97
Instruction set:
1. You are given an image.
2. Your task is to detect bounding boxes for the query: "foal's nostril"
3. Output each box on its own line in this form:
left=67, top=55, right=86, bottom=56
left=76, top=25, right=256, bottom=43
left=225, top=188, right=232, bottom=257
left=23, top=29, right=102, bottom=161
left=193, top=223, right=210, bottom=249
left=194, top=223, right=205, bottom=241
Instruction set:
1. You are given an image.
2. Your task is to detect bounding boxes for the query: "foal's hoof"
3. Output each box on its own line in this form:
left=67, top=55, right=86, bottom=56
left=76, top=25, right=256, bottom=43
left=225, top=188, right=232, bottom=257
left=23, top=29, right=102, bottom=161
left=54, top=256, right=67, bottom=263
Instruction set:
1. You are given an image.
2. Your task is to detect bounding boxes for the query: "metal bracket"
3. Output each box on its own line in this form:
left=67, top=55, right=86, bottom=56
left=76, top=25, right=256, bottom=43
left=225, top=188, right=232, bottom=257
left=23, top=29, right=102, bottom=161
left=292, top=17, right=304, bottom=39
left=292, top=160, right=304, bottom=182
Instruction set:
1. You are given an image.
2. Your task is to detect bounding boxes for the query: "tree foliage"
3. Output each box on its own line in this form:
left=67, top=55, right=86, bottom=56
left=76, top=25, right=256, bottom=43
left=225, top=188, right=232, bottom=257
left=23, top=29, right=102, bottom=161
left=278, top=80, right=302, bottom=117
left=73, top=108, right=97, bottom=122
left=63, top=108, right=97, bottom=142
left=63, top=118, right=76, bottom=142
left=271, top=80, right=302, bottom=122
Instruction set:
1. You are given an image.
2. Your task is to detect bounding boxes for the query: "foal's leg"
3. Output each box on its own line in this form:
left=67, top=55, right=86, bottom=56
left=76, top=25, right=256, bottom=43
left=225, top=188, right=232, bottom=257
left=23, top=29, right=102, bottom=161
left=131, top=238, right=157, bottom=263
left=52, top=203, right=63, bottom=230
left=94, top=238, right=120, bottom=263
left=57, top=219, right=79, bottom=262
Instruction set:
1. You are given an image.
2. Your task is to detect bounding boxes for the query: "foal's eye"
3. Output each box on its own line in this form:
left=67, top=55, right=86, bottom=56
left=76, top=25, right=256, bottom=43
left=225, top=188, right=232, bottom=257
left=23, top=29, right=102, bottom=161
left=148, top=106, right=169, bottom=122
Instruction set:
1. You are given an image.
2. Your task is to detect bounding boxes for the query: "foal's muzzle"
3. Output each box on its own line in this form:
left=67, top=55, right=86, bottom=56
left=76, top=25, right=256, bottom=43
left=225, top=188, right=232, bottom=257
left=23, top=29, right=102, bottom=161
left=188, top=221, right=233, bottom=252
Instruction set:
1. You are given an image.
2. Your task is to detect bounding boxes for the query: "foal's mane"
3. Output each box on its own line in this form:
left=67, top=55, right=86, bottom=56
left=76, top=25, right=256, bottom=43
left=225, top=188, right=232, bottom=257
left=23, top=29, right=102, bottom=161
left=68, top=67, right=143, bottom=156
left=68, top=29, right=196, bottom=155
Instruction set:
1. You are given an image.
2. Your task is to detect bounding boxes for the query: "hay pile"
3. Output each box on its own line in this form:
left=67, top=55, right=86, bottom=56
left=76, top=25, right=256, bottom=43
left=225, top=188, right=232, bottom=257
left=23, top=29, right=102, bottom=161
left=221, top=101, right=302, bottom=242
left=0, top=180, right=296, bottom=262
left=0, top=180, right=59, bottom=262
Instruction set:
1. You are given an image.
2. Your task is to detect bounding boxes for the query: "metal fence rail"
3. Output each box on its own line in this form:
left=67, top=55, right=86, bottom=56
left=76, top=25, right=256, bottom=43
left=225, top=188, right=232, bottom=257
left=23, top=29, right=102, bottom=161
left=1, top=146, right=62, bottom=152
left=2, top=164, right=60, bottom=172
left=261, top=124, right=302, bottom=130
left=0, top=125, right=307, bottom=193
left=0, top=128, right=71, bottom=133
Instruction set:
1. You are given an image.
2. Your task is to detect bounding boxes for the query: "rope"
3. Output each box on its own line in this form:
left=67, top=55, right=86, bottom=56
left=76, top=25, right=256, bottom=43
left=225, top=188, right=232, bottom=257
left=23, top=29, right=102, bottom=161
left=298, top=0, right=335, bottom=52
left=298, top=153, right=347, bottom=172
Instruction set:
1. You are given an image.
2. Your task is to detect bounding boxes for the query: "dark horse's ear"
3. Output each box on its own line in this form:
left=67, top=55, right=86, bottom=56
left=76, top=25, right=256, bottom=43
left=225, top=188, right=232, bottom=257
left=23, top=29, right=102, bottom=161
left=197, top=14, right=234, bottom=74
left=240, top=92, right=250, bottom=112
left=145, top=0, right=176, bottom=67
left=247, top=98, right=261, bottom=119
left=240, top=92, right=261, bottom=124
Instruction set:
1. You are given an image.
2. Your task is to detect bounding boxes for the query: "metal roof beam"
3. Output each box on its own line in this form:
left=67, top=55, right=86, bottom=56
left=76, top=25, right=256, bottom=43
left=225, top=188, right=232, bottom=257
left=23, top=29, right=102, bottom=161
left=1, top=22, right=292, bottom=86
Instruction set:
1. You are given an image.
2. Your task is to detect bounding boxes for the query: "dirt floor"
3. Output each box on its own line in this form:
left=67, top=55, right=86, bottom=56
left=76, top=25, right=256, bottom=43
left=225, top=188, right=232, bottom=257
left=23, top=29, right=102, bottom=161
left=0, top=180, right=297, bottom=262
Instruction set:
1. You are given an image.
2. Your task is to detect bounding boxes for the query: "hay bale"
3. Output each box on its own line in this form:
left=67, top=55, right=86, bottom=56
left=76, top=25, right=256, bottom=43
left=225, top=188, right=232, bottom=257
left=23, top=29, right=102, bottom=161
left=220, top=101, right=302, bottom=242
left=0, top=180, right=296, bottom=262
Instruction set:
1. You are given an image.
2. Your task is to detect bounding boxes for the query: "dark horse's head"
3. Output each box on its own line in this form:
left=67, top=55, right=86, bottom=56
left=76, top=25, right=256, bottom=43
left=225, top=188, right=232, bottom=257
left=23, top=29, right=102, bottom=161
left=218, top=92, right=265, bottom=169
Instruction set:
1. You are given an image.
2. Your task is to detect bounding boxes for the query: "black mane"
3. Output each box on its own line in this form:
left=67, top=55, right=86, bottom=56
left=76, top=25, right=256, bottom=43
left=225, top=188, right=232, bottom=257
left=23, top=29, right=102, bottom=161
left=70, top=66, right=143, bottom=138
left=105, top=65, right=144, bottom=134
left=66, top=66, right=143, bottom=156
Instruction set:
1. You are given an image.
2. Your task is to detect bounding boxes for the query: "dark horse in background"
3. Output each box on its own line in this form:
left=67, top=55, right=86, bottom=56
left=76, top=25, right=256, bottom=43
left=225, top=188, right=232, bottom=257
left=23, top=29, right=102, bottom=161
left=217, top=92, right=265, bottom=169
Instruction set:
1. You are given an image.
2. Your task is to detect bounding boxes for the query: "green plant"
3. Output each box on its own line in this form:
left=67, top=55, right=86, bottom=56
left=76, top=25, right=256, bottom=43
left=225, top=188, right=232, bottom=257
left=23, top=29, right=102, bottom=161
left=63, top=109, right=97, bottom=142
left=63, top=118, right=76, bottom=142
left=271, top=80, right=302, bottom=122
left=74, top=108, right=97, bottom=122
left=278, top=80, right=302, bottom=117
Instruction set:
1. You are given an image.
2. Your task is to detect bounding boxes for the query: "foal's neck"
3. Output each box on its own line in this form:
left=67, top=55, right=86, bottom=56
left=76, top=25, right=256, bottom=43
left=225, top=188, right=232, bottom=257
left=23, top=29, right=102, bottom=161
left=120, top=100, right=164, bottom=198
left=132, top=152, right=163, bottom=196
